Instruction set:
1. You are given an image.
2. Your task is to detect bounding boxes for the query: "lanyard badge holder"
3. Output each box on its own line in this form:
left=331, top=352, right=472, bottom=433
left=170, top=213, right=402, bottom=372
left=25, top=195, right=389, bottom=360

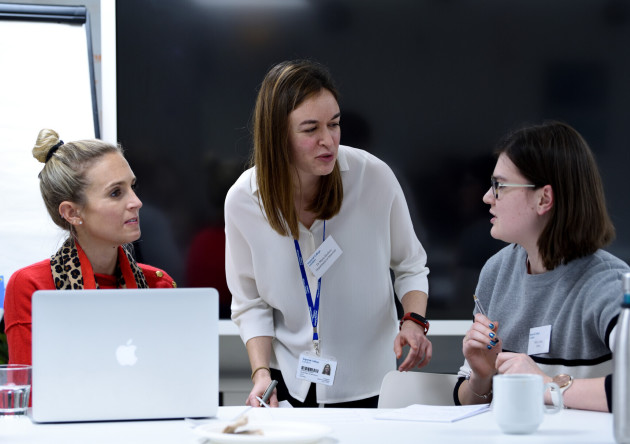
left=294, top=221, right=340, bottom=386
left=294, top=236, right=322, bottom=356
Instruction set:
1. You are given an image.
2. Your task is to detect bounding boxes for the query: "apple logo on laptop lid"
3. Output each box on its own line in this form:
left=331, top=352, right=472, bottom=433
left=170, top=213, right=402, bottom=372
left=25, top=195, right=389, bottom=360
left=116, top=339, right=138, bottom=366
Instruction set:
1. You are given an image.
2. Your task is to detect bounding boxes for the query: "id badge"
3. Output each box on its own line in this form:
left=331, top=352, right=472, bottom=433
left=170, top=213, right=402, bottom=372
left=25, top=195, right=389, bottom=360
left=527, top=325, right=552, bottom=355
left=305, top=235, right=342, bottom=279
left=296, top=352, right=337, bottom=386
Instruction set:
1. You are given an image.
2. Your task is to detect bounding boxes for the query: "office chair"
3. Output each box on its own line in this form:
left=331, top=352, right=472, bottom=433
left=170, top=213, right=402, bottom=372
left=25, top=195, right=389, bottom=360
left=377, top=370, right=459, bottom=408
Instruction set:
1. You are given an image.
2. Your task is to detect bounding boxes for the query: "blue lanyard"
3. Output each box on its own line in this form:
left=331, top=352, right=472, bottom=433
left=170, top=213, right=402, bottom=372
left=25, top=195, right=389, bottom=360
left=294, top=221, right=325, bottom=355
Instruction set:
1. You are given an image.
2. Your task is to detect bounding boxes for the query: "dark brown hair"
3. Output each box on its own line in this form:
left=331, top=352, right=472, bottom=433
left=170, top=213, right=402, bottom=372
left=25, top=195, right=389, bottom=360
left=251, top=60, right=343, bottom=238
left=497, top=121, right=615, bottom=269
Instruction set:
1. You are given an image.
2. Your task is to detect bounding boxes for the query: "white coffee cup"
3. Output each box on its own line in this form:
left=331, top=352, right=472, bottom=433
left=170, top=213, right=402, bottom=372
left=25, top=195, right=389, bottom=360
left=492, top=374, right=563, bottom=434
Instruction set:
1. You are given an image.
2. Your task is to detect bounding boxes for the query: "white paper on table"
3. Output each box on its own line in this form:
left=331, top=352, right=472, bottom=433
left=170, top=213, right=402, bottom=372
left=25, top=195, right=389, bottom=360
left=374, top=403, right=491, bottom=423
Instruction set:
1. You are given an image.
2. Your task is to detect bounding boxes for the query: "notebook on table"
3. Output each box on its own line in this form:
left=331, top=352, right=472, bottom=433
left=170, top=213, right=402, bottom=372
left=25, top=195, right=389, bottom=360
left=30, top=287, right=219, bottom=423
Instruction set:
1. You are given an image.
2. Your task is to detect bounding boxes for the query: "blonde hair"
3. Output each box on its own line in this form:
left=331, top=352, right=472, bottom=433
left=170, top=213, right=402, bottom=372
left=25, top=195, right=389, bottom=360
left=33, top=128, right=123, bottom=231
left=252, top=60, right=343, bottom=238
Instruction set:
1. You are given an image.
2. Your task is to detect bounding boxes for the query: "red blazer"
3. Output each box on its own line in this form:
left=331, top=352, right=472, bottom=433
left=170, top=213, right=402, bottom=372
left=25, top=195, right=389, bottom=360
left=3, top=259, right=176, bottom=366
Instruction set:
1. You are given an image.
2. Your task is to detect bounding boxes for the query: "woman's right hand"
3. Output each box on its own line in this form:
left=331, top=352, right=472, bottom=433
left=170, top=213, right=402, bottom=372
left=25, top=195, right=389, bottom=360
left=246, top=370, right=279, bottom=408
left=463, top=313, right=502, bottom=379
left=244, top=337, right=278, bottom=407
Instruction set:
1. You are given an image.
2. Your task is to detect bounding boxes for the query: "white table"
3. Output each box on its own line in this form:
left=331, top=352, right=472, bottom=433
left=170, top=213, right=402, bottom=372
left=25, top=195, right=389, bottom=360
left=0, top=406, right=615, bottom=443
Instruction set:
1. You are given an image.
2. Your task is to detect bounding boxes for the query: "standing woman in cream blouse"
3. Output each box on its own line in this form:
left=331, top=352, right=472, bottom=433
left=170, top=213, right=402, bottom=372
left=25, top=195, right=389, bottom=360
left=225, top=60, right=431, bottom=408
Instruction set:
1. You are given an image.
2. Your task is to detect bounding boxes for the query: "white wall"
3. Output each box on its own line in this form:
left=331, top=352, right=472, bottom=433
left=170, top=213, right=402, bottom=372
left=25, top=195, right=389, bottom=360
left=0, top=0, right=116, bottom=283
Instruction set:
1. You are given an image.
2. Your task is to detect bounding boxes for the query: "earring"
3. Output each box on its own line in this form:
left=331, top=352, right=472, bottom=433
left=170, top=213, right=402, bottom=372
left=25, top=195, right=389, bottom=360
left=79, top=220, right=83, bottom=225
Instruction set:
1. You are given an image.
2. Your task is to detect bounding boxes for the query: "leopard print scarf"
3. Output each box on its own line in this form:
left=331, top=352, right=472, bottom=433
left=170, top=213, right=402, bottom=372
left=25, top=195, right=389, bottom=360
left=50, top=238, right=148, bottom=290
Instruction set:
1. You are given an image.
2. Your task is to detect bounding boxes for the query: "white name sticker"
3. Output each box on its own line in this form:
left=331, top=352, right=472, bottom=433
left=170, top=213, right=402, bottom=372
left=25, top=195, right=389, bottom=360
left=306, top=235, right=342, bottom=279
left=296, top=352, right=337, bottom=386
left=527, top=325, right=552, bottom=355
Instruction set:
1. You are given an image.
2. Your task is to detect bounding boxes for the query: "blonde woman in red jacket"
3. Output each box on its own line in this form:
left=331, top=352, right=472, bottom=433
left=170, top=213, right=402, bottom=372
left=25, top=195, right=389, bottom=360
left=4, top=129, right=176, bottom=366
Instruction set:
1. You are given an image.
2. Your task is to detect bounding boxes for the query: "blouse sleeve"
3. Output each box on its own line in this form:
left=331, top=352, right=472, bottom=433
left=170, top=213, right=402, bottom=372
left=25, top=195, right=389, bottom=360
left=224, top=184, right=275, bottom=344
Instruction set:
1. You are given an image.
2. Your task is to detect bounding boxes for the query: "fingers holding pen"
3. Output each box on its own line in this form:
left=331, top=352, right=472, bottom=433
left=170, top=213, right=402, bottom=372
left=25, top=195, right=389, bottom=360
left=464, top=330, right=501, bottom=351
left=462, top=316, right=502, bottom=379
left=464, top=314, right=501, bottom=350
left=470, top=295, right=500, bottom=350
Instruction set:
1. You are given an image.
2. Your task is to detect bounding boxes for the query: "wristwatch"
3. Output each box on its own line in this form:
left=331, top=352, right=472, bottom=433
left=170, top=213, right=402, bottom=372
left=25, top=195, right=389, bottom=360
left=551, top=373, right=573, bottom=408
left=399, top=312, right=430, bottom=334
left=552, top=374, right=574, bottom=394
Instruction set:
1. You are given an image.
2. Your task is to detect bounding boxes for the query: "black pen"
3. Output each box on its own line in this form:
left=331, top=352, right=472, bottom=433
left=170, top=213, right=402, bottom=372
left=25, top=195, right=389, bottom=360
left=259, top=379, right=278, bottom=407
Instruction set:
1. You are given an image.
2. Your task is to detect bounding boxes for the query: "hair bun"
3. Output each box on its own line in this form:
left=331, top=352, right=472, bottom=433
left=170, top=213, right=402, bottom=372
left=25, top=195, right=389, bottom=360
left=32, top=129, right=61, bottom=163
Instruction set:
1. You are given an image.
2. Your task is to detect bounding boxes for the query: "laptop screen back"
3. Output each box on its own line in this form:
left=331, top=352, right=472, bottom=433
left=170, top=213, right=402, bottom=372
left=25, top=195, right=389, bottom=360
left=31, top=287, right=218, bottom=423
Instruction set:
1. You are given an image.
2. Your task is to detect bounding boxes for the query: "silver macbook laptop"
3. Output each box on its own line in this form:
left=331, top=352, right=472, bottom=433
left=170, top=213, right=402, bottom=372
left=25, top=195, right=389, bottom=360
left=30, top=287, right=219, bottom=423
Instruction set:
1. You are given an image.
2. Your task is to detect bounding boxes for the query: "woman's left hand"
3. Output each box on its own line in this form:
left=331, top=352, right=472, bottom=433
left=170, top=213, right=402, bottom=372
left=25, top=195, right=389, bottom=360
left=394, top=322, right=433, bottom=371
left=495, top=352, right=546, bottom=379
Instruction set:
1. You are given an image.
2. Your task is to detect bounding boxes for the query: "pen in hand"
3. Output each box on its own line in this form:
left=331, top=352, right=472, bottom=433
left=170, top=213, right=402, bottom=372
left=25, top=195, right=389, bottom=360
left=473, top=294, right=487, bottom=317
left=258, top=379, right=278, bottom=407
left=474, top=294, right=499, bottom=351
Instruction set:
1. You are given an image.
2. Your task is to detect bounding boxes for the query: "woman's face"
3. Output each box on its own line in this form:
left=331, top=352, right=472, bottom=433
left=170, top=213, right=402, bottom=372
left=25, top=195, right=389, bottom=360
left=287, top=89, right=341, bottom=187
left=75, top=151, right=143, bottom=250
left=482, top=153, right=544, bottom=247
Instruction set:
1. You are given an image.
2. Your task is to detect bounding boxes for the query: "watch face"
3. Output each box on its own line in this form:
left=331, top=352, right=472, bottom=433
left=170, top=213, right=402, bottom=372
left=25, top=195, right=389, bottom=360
left=553, top=374, right=571, bottom=388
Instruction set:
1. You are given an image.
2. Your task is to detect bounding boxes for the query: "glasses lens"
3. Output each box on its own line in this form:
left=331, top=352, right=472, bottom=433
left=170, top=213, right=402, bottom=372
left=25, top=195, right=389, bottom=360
left=491, top=177, right=498, bottom=198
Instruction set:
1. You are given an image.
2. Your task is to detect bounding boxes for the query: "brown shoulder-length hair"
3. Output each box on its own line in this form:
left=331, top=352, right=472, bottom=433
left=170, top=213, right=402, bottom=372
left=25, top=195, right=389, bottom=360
left=497, top=121, right=615, bottom=270
left=251, top=59, right=343, bottom=238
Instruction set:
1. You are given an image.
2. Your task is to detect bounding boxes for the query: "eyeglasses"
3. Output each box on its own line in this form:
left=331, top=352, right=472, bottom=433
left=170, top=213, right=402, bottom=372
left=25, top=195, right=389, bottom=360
left=490, top=176, right=535, bottom=199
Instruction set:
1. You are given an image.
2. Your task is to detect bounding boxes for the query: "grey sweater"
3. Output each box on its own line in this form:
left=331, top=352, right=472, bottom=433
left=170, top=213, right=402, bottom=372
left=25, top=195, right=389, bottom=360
left=458, top=244, right=630, bottom=380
